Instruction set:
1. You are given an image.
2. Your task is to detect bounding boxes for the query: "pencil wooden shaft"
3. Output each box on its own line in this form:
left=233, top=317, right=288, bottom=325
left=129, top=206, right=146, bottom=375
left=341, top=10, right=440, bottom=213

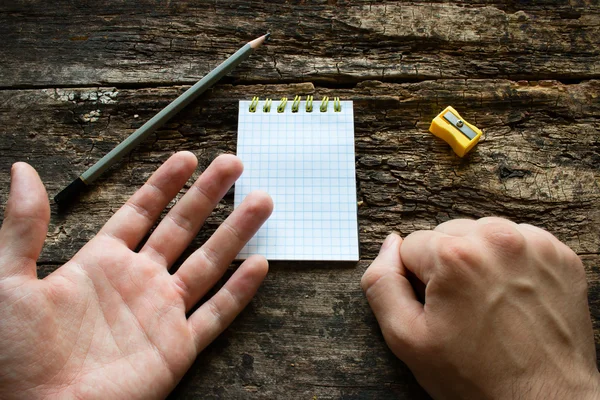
left=81, top=43, right=253, bottom=183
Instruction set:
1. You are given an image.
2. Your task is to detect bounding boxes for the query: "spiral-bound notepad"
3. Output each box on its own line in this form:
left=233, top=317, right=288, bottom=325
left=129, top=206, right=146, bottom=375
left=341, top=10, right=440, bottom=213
left=234, top=97, right=359, bottom=261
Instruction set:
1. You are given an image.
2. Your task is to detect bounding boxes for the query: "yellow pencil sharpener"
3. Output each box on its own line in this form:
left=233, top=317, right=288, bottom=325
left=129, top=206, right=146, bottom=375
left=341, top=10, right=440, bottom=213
left=429, top=106, right=482, bottom=157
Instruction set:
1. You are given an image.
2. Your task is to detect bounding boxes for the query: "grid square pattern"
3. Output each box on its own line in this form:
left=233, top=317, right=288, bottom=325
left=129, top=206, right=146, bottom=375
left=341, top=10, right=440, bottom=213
left=234, top=100, right=359, bottom=261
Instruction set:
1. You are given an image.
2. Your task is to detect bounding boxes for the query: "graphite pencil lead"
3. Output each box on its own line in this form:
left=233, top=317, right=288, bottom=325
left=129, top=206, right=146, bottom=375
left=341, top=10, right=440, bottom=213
left=249, top=33, right=271, bottom=49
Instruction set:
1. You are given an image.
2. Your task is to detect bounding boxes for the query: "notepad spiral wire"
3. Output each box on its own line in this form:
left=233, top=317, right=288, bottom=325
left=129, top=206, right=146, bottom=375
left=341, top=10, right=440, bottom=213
left=248, top=95, right=343, bottom=113
left=235, top=95, right=359, bottom=261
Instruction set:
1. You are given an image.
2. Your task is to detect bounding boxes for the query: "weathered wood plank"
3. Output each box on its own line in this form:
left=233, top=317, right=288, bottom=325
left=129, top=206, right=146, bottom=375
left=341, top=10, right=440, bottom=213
left=1, top=79, right=599, bottom=398
left=1, top=80, right=598, bottom=261
left=1, top=1, right=599, bottom=398
left=1, top=1, right=598, bottom=87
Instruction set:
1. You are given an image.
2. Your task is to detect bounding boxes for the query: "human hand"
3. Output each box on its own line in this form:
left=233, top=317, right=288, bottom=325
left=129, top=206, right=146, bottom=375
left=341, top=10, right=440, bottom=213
left=0, top=152, right=272, bottom=400
left=362, top=217, right=599, bottom=400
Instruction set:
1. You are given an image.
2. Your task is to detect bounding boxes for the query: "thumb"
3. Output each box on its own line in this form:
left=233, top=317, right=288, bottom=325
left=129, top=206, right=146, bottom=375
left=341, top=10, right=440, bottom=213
left=361, top=233, right=426, bottom=357
left=0, top=162, right=50, bottom=278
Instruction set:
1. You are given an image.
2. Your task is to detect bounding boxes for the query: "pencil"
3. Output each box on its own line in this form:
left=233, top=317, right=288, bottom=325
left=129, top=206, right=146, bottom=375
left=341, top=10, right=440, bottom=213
left=54, top=32, right=271, bottom=204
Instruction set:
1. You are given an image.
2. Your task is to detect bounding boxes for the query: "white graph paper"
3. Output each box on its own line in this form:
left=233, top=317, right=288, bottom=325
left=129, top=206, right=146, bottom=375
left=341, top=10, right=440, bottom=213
left=234, top=100, right=359, bottom=261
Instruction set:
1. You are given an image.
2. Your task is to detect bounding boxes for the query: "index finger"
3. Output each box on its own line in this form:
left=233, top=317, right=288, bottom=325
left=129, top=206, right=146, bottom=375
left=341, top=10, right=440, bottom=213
left=361, top=233, right=426, bottom=353
left=98, top=151, right=198, bottom=249
left=400, top=230, right=449, bottom=285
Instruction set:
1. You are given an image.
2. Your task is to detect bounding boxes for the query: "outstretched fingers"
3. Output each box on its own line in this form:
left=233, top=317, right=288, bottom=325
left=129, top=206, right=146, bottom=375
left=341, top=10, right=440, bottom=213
left=0, top=163, right=50, bottom=278
left=173, top=190, right=273, bottom=311
left=188, top=255, right=269, bottom=352
left=139, top=154, right=243, bottom=268
left=98, top=152, right=198, bottom=249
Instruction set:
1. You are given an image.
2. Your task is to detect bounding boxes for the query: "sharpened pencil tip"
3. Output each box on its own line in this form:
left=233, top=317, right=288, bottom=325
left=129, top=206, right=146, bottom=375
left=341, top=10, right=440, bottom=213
left=249, top=32, right=271, bottom=49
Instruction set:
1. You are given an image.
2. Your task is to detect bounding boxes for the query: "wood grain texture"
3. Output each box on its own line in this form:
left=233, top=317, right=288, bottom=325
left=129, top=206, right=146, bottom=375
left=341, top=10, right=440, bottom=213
left=1, top=0, right=599, bottom=399
left=1, top=1, right=599, bottom=87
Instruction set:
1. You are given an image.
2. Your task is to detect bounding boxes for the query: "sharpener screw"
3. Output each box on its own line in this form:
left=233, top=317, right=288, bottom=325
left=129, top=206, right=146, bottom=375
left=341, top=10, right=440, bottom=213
left=456, top=120, right=464, bottom=127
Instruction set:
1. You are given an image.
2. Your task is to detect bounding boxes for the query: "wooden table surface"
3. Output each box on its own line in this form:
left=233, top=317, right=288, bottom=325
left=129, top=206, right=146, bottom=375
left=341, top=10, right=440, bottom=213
left=1, top=1, right=599, bottom=399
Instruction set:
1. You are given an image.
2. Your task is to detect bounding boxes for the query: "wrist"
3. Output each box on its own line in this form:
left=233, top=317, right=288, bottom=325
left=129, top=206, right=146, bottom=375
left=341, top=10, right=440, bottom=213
left=582, top=372, right=600, bottom=400
left=511, top=369, right=600, bottom=400
left=542, top=370, right=600, bottom=400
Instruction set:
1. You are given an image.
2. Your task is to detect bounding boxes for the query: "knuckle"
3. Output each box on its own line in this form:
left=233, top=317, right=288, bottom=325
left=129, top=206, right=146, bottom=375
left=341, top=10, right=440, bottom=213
left=359, top=272, right=371, bottom=292
left=436, top=237, right=476, bottom=268
left=479, top=222, right=526, bottom=254
left=566, top=253, right=589, bottom=294
left=124, top=199, right=153, bottom=223
left=6, top=200, right=49, bottom=226
left=206, top=299, right=224, bottom=329
left=360, top=268, right=380, bottom=292
left=168, top=210, right=195, bottom=234
left=565, top=249, right=586, bottom=275
left=221, top=220, right=243, bottom=243
left=478, top=216, right=513, bottom=225
left=191, top=180, right=213, bottom=205
left=171, top=273, right=191, bottom=299
left=535, top=235, right=556, bottom=256
left=360, top=270, right=391, bottom=305
left=518, top=224, right=557, bottom=250
left=523, top=231, right=557, bottom=260
left=199, top=245, right=220, bottom=272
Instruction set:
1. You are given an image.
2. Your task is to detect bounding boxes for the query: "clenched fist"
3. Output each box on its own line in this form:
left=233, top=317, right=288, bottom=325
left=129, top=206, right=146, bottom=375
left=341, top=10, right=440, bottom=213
left=362, top=217, right=599, bottom=400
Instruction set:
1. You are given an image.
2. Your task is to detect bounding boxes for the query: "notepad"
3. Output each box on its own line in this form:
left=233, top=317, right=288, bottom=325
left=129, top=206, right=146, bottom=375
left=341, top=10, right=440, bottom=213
left=234, top=99, right=359, bottom=261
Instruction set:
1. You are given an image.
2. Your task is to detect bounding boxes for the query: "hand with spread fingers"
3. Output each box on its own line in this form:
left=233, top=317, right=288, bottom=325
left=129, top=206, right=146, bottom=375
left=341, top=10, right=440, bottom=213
left=362, top=218, right=600, bottom=400
left=0, top=152, right=272, bottom=400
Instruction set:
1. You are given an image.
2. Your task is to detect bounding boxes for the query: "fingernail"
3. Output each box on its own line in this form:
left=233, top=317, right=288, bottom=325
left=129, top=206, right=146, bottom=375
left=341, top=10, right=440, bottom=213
left=10, top=162, right=19, bottom=178
left=379, top=233, right=398, bottom=254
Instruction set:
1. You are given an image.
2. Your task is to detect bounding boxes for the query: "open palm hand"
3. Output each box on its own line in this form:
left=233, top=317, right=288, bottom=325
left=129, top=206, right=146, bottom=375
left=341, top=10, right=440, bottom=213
left=0, top=152, right=272, bottom=400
